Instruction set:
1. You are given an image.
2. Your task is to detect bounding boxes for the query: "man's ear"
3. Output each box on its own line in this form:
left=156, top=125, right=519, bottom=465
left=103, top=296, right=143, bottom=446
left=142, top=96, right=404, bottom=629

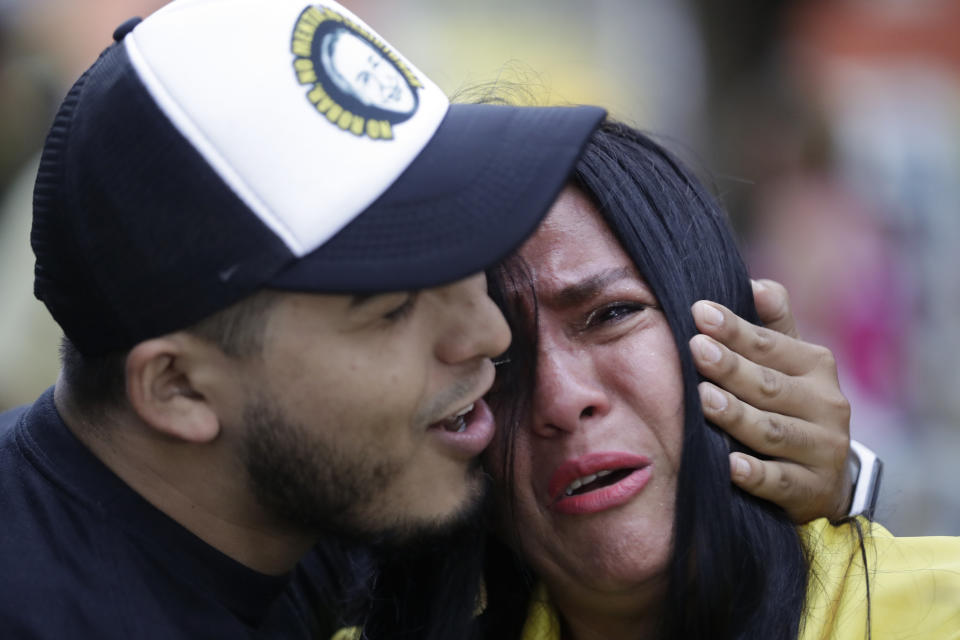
left=125, top=336, right=221, bottom=443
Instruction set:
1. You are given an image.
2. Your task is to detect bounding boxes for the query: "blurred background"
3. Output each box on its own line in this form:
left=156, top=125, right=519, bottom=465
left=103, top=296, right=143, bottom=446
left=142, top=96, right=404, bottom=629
left=1, top=0, right=958, bottom=535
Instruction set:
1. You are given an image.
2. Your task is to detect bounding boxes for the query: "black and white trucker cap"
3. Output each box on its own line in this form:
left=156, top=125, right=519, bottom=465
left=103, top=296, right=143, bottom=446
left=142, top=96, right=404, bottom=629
left=31, top=0, right=605, bottom=355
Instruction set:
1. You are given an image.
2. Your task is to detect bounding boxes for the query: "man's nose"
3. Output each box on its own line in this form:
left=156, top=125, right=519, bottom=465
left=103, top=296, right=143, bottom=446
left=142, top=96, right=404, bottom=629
left=433, top=274, right=512, bottom=365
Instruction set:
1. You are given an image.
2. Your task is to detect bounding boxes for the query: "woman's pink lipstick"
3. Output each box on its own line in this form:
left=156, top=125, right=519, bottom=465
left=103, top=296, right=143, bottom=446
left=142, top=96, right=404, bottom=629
left=548, top=452, right=651, bottom=515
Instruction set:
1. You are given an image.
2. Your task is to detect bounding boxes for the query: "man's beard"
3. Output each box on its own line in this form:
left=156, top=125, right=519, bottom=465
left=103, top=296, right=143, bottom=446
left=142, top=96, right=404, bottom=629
left=239, top=396, right=489, bottom=547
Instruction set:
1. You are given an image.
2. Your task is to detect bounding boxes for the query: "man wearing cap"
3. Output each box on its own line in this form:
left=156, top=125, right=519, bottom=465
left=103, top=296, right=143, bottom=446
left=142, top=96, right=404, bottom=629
left=0, top=1, right=603, bottom=636
left=0, top=0, right=869, bottom=638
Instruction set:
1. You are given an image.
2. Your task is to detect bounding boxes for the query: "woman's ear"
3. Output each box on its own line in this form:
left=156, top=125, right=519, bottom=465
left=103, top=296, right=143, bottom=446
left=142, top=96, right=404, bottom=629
left=125, top=337, right=221, bottom=443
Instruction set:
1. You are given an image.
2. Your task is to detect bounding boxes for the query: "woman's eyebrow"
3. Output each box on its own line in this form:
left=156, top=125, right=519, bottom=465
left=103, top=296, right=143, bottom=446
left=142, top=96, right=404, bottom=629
left=553, top=267, right=633, bottom=309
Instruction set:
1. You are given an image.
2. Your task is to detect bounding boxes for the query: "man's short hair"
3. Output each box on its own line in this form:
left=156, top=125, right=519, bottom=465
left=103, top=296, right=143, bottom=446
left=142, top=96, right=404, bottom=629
left=60, top=290, right=280, bottom=415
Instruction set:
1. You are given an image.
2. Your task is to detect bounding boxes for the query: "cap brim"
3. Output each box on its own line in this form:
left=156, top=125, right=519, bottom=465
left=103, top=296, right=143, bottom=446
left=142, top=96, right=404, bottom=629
left=269, top=103, right=605, bottom=293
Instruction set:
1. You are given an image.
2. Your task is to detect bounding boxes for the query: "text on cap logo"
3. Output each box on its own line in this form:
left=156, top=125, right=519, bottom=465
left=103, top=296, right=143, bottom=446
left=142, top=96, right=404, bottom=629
left=291, top=5, right=423, bottom=140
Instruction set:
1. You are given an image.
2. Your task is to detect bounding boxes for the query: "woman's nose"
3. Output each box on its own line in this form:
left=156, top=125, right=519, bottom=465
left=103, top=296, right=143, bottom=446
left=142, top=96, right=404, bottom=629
left=530, top=340, right=610, bottom=438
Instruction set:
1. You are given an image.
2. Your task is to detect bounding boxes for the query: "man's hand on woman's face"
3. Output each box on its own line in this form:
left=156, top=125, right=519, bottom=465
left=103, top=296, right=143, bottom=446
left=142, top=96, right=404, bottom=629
left=689, top=279, right=852, bottom=523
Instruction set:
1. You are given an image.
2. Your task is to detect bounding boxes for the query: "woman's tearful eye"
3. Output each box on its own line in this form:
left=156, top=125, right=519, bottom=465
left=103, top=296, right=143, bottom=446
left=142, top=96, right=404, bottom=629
left=584, top=302, right=650, bottom=329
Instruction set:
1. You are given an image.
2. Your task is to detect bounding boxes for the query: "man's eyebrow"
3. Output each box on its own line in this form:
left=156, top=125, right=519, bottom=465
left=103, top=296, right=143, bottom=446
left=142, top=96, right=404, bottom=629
left=349, top=294, right=376, bottom=308
left=553, top=267, right=634, bottom=309
left=349, top=291, right=410, bottom=308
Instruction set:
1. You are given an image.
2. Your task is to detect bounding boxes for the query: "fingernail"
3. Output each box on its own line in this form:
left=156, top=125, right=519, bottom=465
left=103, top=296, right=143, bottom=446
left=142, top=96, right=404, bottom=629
left=694, top=301, right=724, bottom=328
left=692, top=335, right=722, bottom=363
left=700, top=384, right=727, bottom=411
left=732, top=455, right=750, bottom=480
left=751, top=279, right=767, bottom=293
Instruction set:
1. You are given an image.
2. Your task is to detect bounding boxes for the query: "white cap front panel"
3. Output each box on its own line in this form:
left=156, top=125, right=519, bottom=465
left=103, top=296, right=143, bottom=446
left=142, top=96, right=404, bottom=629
left=125, top=0, right=449, bottom=256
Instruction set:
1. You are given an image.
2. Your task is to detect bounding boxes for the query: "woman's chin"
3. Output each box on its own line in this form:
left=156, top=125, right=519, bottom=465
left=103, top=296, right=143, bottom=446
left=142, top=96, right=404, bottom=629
left=533, top=515, right=674, bottom=596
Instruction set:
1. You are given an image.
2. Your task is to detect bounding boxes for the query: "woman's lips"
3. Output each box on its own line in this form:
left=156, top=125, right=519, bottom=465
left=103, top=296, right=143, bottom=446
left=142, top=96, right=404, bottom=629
left=548, top=452, right=652, bottom=515
left=428, top=398, right=495, bottom=459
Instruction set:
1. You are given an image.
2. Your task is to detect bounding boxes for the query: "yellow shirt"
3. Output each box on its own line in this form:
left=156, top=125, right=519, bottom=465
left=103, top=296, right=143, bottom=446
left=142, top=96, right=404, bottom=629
left=520, top=519, right=960, bottom=640
left=800, top=517, right=960, bottom=639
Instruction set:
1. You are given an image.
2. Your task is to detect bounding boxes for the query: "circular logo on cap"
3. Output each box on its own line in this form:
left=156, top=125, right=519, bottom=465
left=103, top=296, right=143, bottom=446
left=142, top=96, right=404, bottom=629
left=291, top=6, right=423, bottom=140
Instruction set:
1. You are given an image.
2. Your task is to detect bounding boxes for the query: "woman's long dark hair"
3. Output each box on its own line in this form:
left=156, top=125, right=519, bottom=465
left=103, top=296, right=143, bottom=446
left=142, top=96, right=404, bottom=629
left=348, top=119, right=809, bottom=639
left=482, top=120, right=809, bottom=639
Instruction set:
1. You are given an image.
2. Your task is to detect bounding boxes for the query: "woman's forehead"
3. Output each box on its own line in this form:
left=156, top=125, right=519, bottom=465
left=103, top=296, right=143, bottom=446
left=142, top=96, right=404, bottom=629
left=518, top=187, right=641, bottom=297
